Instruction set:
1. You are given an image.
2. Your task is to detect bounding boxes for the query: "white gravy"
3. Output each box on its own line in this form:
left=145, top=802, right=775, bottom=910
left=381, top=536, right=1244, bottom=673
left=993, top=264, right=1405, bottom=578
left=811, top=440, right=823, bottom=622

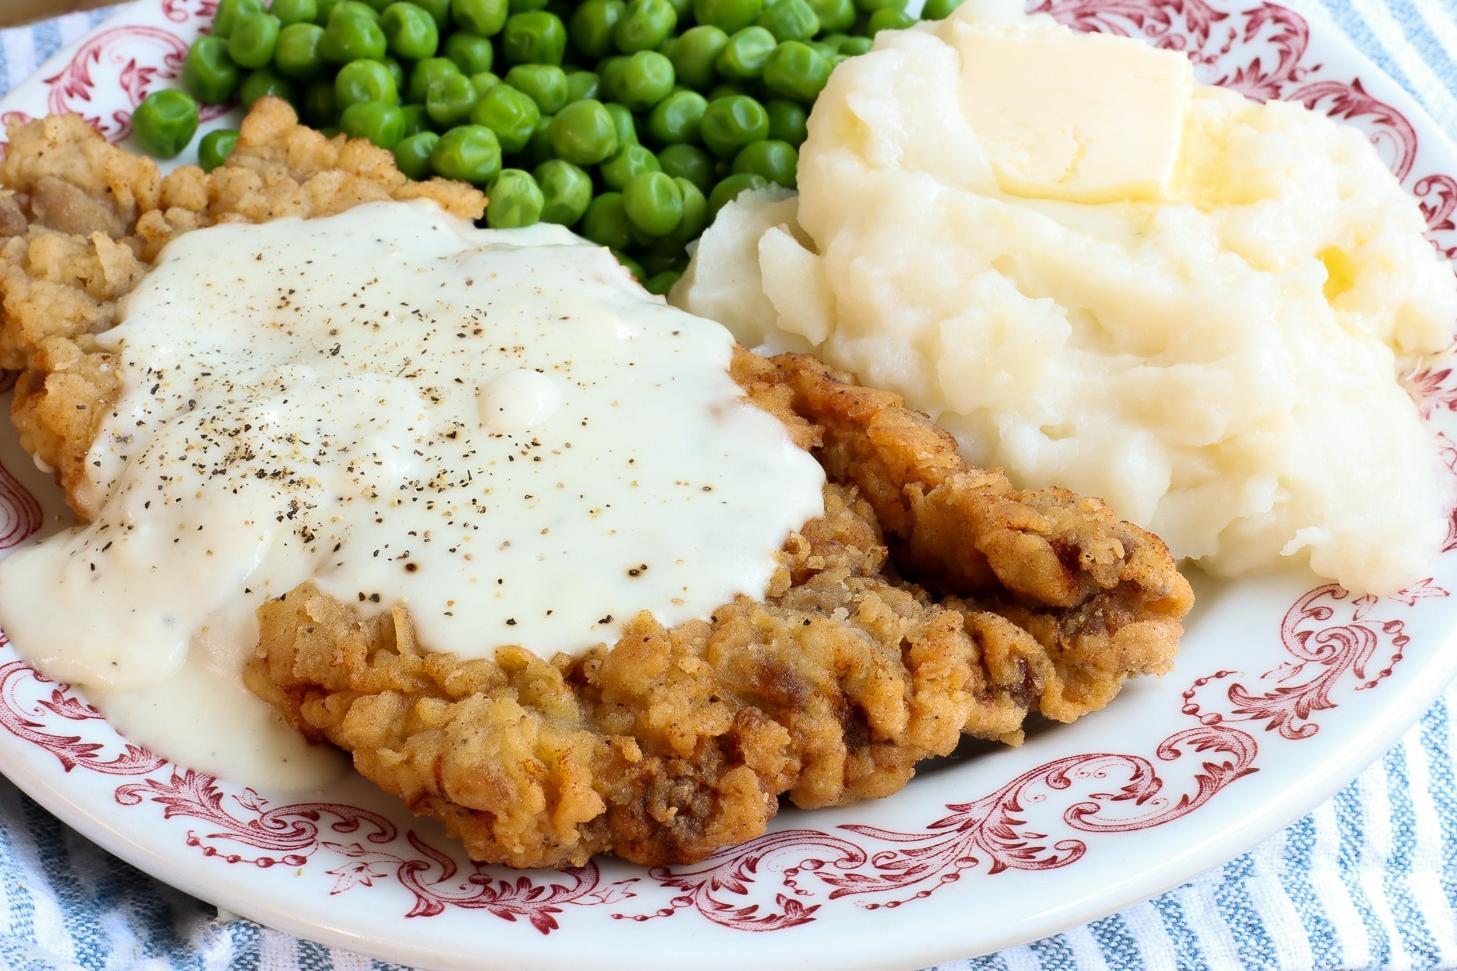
left=0, top=200, right=825, bottom=790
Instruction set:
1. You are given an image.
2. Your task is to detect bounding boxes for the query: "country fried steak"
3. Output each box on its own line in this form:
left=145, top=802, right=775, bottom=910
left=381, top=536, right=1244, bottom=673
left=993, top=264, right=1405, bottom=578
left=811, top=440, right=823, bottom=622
left=0, top=99, right=1193, bottom=869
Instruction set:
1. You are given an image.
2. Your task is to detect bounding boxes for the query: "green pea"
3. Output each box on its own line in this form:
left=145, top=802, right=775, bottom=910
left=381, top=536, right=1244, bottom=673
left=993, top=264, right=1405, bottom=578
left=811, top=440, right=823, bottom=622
left=384, top=55, right=407, bottom=91
left=443, top=31, right=495, bottom=74
left=667, top=25, right=727, bottom=90
left=600, top=142, right=660, bottom=190
left=501, top=11, right=567, bottom=64
left=613, top=0, right=676, bottom=54
left=334, top=0, right=383, bottom=19
left=643, top=269, right=679, bottom=294
left=182, top=36, right=240, bottom=104
left=470, top=70, right=502, bottom=95
left=393, top=130, right=440, bottom=177
left=452, top=0, right=509, bottom=33
left=663, top=0, right=693, bottom=18
left=732, top=137, right=795, bottom=186
left=240, top=68, right=298, bottom=108
left=522, top=113, right=556, bottom=165
left=565, top=69, right=600, bottom=102
left=197, top=128, right=239, bottom=172
left=604, top=101, right=638, bottom=144
left=613, top=248, right=644, bottom=280
left=761, top=41, right=830, bottom=101
left=646, top=89, right=705, bottom=144
left=615, top=50, right=673, bottom=111
left=549, top=99, right=618, bottom=164
left=700, top=94, right=768, bottom=157
left=757, top=0, right=817, bottom=40
left=805, top=0, right=853, bottom=31
left=657, top=142, right=713, bottom=192
left=706, top=82, right=746, bottom=100
left=400, top=103, right=430, bottom=135
left=485, top=169, right=544, bottom=227
left=361, top=0, right=394, bottom=12
left=431, top=124, right=502, bottom=182
left=303, top=79, right=340, bottom=125
left=716, top=26, right=776, bottom=81
left=622, top=170, right=682, bottom=236
left=274, top=23, right=327, bottom=81
left=271, top=0, right=318, bottom=24
left=228, top=11, right=280, bottom=68
left=582, top=192, right=633, bottom=249
left=132, top=89, right=199, bottom=159
left=336, top=59, right=398, bottom=108
left=505, top=64, right=569, bottom=113
left=920, top=0, right=960, bottom=16
left=637, top=246, right=678, bottom=274
left=321, top=7, right=388, bottom=62
left=316, top=0, right=347, bottom=21
left=866, top=5, right=913, bottom=32
left=692, top=0, right=762, bottom=34
left=568, top=0, right=624, bottom=61
left=837, top=34, right=871, bottom=55
left=534, top=159, right=593, bottom=224
left=413, top=0, right=454, bottom=27
left=708, top=170, right=767, bottom=214
left=408, top=57, right=461, bottom=102
left=764, top=98, right=806, bottom=145
left=598, top=56, right=628, bottom=100
left=669, top=175, right=707, bottom=239
left=469, top=83, right=540, bottom=152
left=426, top=73, right=479, bottom=126
left=213, top=0, right=264, bottom=38
left=381, top=2, right=440, bottom=58
left=340, top=100, right=406, bottom=147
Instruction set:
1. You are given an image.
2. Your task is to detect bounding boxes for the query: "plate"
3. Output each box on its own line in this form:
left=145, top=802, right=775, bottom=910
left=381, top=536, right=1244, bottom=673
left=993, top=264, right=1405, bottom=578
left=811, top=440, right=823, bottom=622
left=2, top=1, right=1457, bottom=968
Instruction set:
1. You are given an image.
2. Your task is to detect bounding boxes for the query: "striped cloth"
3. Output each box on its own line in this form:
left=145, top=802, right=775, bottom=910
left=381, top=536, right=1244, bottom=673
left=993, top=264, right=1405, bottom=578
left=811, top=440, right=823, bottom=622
left=1, top=3, right=1456, bottom=970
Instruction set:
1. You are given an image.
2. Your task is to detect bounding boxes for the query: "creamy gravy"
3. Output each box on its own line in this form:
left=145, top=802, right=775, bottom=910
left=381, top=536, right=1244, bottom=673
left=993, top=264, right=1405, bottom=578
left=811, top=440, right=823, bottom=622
left=0, top=200, right=825, bottom=789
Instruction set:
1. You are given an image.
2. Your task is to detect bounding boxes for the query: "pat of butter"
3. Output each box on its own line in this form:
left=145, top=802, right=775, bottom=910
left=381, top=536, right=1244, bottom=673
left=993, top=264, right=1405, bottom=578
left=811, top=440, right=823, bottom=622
left=952, top=21, right=1192, bottom=202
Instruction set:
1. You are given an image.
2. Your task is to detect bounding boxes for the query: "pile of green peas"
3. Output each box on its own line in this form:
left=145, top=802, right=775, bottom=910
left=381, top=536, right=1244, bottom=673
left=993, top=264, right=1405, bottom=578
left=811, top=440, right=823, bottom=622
left=132, top=0, right=963, bottom=292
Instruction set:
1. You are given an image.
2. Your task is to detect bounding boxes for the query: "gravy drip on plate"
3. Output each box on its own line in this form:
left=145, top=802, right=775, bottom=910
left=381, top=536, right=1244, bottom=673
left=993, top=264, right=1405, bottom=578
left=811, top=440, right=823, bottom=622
left=0, top=200, right=825, bottom=789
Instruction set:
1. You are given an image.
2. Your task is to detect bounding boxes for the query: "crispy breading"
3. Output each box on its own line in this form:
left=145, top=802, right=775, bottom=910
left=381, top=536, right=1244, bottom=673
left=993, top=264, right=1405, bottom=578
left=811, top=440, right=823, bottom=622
left=0, top=105, right=1191, bottom=868
left=0, top=99, right=485, bottom=516
left=246, top=485, right=989, bottom=867
left=247, top=354, right=1191, bottom=868
left=736, top=351, right=1194, bottom=724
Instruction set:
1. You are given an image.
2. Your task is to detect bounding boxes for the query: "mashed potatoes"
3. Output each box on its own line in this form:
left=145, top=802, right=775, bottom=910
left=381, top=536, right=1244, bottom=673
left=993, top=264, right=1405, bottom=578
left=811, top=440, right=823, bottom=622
left=672, top=0, right=1457, bottom=594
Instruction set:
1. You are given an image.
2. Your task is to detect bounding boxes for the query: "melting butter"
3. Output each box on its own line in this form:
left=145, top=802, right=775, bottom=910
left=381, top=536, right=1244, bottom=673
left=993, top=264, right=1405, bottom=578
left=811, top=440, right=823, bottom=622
left=0, top=200, right=825, bottom=789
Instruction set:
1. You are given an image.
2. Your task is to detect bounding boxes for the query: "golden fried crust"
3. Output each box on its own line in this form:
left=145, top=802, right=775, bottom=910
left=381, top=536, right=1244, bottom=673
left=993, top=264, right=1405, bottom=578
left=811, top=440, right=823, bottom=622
left=247, top=362, right=1191, bottom=868
left=246, top=485, right=983, bottom=867
left=741, top=351, right=1192, bottom=729
left=0, top=99, right=485, bottom=517
left=751, top=352, right=1192, bottom=612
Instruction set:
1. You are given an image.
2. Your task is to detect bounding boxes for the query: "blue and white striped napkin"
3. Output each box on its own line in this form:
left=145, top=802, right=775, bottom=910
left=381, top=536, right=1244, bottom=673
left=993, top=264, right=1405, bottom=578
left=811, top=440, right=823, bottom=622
left=1, top=2, right=1456, bottom=968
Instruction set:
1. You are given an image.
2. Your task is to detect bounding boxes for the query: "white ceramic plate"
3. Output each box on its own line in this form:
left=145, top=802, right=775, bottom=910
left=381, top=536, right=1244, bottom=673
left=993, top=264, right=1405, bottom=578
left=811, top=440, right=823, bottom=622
left=2, top=1, right=1457, bottom=968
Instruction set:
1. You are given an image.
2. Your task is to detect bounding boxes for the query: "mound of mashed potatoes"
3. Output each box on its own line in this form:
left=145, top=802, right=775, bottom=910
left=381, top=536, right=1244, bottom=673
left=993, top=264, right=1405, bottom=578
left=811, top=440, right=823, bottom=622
left=673, top=0, right=1457, bottom=594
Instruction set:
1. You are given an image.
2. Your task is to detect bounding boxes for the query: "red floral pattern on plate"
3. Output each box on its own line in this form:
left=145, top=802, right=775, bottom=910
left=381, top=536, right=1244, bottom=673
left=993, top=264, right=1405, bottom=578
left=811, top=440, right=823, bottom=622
left=0, top=576, right=1438, bottom=933
left=1, top=0, right=1456, bottom=943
